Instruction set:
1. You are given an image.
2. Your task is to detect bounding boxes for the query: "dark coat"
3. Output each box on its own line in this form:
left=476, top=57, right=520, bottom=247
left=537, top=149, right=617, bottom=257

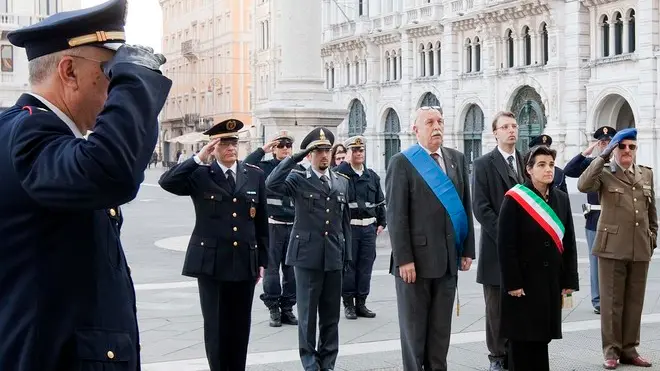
left=266, top=157, right=352, bottom=271
left=472, top=147, right=525, bottom=286
left=334, top=162, right=386, bottom=228
left=0, top=64, right=171, bottom=371
left=554, top=166, right=568, bottom=193
left=159, top=159, right=269, bottom=280
left=386, top=147, right=476, bottom=278
left=498, top=182, right=579, bottom=342
left=564, top=154, right=601, bottom=230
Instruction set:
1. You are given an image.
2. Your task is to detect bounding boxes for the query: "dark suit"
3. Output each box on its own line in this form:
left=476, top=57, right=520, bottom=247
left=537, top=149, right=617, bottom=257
left=472, top=147, right=524, bottom=364
left=0, top=63, right=170, bottom=371
left=267, top=157, right=352, bottom=371
left=386, top=147, right=475, bottom=371
left=554, top=166, right=568, bottom=193
left=159, top=159, right=268, bottom=371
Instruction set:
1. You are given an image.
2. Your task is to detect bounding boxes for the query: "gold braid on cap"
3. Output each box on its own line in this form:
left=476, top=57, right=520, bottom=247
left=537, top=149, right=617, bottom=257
left=68, top=31, right=126, bottom=47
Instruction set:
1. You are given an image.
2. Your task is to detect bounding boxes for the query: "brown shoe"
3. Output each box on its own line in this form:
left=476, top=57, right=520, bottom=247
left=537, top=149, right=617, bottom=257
left=603, top=359, right=618, bottom=369
left=620, top=356, right=652, bottom=367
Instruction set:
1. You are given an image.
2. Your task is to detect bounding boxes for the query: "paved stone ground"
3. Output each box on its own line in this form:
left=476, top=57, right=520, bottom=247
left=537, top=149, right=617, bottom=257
left=124, top=167, right=660, bottom=371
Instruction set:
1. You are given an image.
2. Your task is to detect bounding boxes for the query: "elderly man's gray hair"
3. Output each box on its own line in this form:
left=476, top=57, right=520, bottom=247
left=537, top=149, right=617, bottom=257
left=28, top=49, right=84, bottom=86
left=410, top=105, right=444, bottom=129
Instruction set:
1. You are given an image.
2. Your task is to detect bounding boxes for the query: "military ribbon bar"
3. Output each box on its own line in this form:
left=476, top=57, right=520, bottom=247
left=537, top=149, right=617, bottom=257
left=505, top=184, right=566, bottom=253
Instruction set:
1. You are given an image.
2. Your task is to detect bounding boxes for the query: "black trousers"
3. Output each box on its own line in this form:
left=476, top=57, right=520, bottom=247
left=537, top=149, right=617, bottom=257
left=260, top=223, right=296, bottom=311
left=342, top=224, right=377, bottom=298
left=294, top=267, right=342, bottom=371
left=508, top=340, right=550, bottom=371
left=197, top=278, right=256, bottom=371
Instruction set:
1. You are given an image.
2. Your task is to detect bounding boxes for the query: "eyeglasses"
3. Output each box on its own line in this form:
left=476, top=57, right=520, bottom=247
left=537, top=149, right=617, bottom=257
left=420, top=106, right=442, bottom=111
left=69, top=55, right=106, bottom=74
left=276, top=143, right=292, bottom=149
left=618, top=143, right=637, bottom=150
left=496, top=124, right=518, bottom=130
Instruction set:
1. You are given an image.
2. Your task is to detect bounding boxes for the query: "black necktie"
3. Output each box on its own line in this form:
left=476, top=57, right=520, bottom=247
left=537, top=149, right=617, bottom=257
left=507, top=155, right=516, bottom=173
left=225, top=169, right=235, bottom=191
left=320, top=175, right=330, bottom=193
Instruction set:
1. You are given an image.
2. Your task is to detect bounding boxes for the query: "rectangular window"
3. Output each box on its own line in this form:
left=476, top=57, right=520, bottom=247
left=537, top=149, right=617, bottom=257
left=0, top=0, right=8, bottom=13
left=39, top=0, right=59, bottom=15
left=1, top=45, right=13, bottom=72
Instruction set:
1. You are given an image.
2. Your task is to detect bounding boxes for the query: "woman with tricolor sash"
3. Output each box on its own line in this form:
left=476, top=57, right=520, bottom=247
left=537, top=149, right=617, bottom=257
left=497, top=145, right=580, bottom=370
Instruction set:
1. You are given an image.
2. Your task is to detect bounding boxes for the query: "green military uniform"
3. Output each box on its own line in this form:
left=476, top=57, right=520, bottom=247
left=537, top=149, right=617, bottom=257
left=577, top=130, right=657, bottom=367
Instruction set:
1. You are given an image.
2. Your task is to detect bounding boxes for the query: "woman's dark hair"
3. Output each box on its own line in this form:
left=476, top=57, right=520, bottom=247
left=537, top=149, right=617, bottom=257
left=523, top=145, right=557, bottom=178
left=331, top=144, right=346, bottom=161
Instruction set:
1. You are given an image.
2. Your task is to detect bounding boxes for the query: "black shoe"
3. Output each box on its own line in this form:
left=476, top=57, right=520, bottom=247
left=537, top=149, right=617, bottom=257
left=594, top=307, right=601, bottom=314
left=355, top=297, right=376, bottom=318
left=268, top=307, right=282, bottom=327
left=281, top=309, right=298, bottom=325
left=342, top=296, right=357, bottom=320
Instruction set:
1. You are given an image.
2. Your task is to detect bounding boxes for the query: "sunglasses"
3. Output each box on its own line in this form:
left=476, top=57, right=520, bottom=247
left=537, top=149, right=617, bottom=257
left=276, top=142, right=292, bottom=149
left=618, top=143, right=637, bottom=150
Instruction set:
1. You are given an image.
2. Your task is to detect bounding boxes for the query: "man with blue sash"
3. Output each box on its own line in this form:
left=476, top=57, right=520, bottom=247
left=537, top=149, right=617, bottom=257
left=385, top=106, right=475, bottom=371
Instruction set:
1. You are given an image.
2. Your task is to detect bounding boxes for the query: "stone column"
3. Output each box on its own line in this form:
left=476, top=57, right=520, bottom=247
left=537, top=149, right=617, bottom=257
left=608, top=20, right=615, bottom=56
left=622, top=18, right=629, bottom=53
left=254, top=0, right=346, bottom=143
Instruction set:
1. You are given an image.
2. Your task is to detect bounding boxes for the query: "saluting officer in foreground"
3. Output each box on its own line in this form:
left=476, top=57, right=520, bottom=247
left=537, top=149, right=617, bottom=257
left=335, top=136, right=386, bottom=320
left=0, top=0, right=171, bottom=369
left=564, top=125, right=616, bottom=315
left=267, top=128, right=352, bottom=371
left=159, top=119, right=268, bottom=371
left=577, top=128, right=657, bottom=369
left=527, top=134, right=568, bottom=193
left=245, top=130, right=303, bottom=327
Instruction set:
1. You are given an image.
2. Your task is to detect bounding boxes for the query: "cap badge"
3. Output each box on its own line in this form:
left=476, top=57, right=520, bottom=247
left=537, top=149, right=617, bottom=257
left=227, top=120, right=237, bottom=130
left=355, top=137, right=362, bottom=145
left=319, top=129, right=326, bottom=141
left=542, top=136, right=547, bottom=144
left=603, top=127, right=608, bottom=134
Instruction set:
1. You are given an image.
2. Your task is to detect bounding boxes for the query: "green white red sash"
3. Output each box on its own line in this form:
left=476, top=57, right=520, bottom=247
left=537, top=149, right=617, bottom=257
left=505, top=184, right=565, bottom=253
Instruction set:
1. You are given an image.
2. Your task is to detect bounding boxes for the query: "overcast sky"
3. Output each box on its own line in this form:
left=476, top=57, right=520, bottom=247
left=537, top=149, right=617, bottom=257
left=81, top=0, right=162, bottom=53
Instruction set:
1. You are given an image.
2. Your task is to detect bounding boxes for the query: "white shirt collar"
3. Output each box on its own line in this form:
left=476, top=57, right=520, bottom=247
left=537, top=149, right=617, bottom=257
left=217, top=161, right=237, bottom=175
left=312, top=167, right=330, bottom=180
left=497, top=146, right=516, bottom=163
left=419, top=144, right=443, bottom=159
left=27, top=93, right=85, bottom=139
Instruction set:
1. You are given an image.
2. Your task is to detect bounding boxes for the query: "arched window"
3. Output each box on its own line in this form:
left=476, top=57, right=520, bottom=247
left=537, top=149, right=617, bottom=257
left=398, top=48, right=402, bottom=78
left=627, top=9, right=635, bottom=53
left=506, top=29, right=514, bottom=68
left=419, top=44, right=426, bottom=76
left=523, top=26, right=531, bottom=65
left=541, top=23, right=549, bottom=65
left=435, top=42, right=442, bottom=75
left=427, top=42, right=435, bottom=76
left=463, top=104, right=484, bottom=171
left=420, top=92, right=440, bottom=108
left=385, top=51, right=391, bottom=81
left=474, top=37, right=481, bottom=72
left=348, top=99, right=367, bottom=136
left=601, top=15, right=610, bottom=57
left=465, top=38, right=472, bottom=72
left=384, top=108, right=401, bottom=170
left=614, top=12, right=623, bottom=55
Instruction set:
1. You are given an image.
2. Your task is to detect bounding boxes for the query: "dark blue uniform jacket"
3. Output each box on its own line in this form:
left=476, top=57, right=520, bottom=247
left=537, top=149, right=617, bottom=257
left=0, top=64, right=171, bottom=371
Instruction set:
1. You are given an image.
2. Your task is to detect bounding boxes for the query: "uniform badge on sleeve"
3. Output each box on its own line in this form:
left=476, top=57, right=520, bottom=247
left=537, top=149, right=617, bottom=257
left=250, top=206, right=257, bottom=218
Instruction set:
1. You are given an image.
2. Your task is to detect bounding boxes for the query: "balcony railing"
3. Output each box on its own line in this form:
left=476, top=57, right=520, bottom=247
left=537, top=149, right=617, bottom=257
left=331, top=21, right=356, bottom=39
left=0, top=13, right=46, bottom=29
left=372, top=12, right=403, bottom=31
left=404, top=4, right=443, bottom=25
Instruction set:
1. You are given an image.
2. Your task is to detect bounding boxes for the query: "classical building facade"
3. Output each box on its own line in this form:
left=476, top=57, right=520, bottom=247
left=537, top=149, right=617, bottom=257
left=159, top=0, right=254, bottom=163
left=318, top=0, right=657, bottom=182
left=0, top=0, right=81, bottom=112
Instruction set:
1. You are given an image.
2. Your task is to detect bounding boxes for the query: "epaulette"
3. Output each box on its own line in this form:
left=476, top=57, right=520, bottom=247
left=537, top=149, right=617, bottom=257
left=21, top=106, right=48, bottom=115
left=291, top=169, right=306, bottom=174
left=335, top=172, right=350, bottom=180
left=244, top=163, right=260, bottom=169
left=639, top=164, right=653, bottom=170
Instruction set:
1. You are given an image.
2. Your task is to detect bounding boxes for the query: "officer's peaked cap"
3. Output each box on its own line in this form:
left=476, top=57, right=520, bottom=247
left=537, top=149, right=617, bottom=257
left=344, top=135, right=366, bottom=149
left=8, top=0, right=127, bottom=61
left=300, top=127, right=334, bottom=150
left=528, top=134, right=552, bottom=148
left=593, top=126, right=617, bottom=141
left=273, top=130, right=294, bottom=143
left=203, top=118, right=244, bottom=140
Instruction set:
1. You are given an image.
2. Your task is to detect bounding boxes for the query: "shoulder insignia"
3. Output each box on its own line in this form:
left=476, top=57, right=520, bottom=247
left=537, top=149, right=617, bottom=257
left=244, top=163, right=260, bottom=169
left=291, top=169, right=306, bottom=174
left=21, top=106, right=48, bottom=115
left=639, top=164, right=653, bottom=170
left=336, top=172, right=349, bottom=180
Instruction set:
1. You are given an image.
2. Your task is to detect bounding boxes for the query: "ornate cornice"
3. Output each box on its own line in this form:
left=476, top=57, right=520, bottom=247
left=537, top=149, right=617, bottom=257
left=405, top=24, right=442, bottom=38
left=452, top=0, right=550, bottom=31
left=580, top=0, right=619, bottom=7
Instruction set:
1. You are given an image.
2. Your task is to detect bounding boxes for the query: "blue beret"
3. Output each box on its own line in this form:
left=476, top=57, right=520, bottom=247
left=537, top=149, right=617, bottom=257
left=7, top=0, right=127, bottom=61
left=610, top=128, right=637, bottom=144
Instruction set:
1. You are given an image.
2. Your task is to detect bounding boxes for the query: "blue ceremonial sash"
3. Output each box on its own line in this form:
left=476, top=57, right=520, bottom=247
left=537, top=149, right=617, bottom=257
left=402, top=144, right=469, bottom=265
